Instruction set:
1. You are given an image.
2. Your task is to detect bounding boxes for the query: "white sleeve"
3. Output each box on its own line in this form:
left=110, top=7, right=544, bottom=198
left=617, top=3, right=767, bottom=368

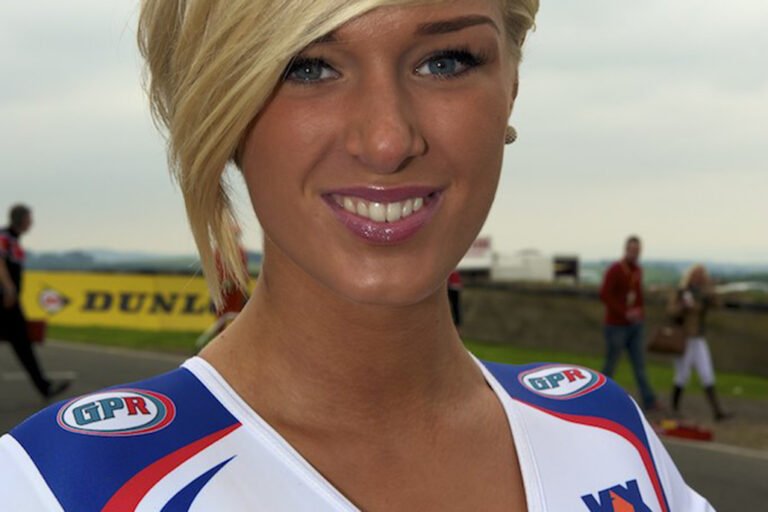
left=638, top=413, right=717, bottom=511
left=0, top=434, right=64, bottom=511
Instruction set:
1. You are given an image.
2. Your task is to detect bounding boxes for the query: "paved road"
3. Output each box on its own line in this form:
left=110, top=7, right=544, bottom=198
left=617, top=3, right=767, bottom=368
left=0, top=341, right=184, bottom=433
left=2, top=341, right=767, bottom=511
left=665, top=440, right=768, bottom=511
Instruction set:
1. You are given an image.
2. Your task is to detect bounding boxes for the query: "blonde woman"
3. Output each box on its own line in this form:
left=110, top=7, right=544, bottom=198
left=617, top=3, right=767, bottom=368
left=669, top=264, right=729, bottom=421
left=0, top=1, right=713, bottom=510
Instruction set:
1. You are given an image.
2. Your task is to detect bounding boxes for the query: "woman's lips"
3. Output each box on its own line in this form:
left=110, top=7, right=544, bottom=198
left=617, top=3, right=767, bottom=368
left=322, top=187, right=442, bottom=245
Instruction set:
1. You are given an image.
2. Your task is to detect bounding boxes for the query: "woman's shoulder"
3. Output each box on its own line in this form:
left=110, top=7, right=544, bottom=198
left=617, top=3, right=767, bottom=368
left=2, top=361, right=241, bottom=511
left=480, top=360, right=650, bottom=449
left=481, top=360, right=715, bottom=511
left=9, top=361, right=235, bottom=440
left=481, top=360, right=627, bottom=407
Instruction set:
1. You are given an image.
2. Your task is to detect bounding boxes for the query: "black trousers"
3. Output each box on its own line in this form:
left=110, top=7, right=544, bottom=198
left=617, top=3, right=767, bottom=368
left=0, top=304, right=49, bottom=394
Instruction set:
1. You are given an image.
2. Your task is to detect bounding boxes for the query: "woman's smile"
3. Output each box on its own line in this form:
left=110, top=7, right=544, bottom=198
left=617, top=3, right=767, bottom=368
left=323, top=186, right=444, bottom=244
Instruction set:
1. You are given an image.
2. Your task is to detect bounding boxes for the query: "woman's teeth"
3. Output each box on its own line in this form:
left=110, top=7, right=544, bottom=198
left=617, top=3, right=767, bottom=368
left=334, top=195, right=425, bottom=223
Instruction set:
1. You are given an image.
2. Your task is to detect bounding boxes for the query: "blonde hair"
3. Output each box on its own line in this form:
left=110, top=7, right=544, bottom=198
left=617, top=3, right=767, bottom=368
left=137, top=0, right=539, bottom=306
left=679, top=264, right=710, bottom=289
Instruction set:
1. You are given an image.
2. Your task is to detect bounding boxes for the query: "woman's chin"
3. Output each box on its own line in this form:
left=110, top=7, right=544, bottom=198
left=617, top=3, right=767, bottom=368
left=329, top=271, right=445, bottom=309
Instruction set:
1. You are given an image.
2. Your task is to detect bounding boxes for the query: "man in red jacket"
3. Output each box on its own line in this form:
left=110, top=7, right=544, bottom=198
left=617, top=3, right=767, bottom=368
left=599, top=235, right=658, bottom=410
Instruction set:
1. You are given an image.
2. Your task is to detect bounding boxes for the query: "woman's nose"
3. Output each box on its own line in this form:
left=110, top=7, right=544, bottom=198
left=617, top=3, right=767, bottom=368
left=344, top=78, right=427, bottom=174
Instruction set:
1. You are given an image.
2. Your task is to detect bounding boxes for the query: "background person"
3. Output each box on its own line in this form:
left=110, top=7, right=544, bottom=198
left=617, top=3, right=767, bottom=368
left=0, top=204, right=70, bottom=399
left=197, top=221, right=250, bottom=350
left=669, top=264, right=730, bottom=421
left=447, top=269, right=463, bottom=333
left=215, top=222, right=250, bottom=318
left=599, top=235, right=659, bottom=410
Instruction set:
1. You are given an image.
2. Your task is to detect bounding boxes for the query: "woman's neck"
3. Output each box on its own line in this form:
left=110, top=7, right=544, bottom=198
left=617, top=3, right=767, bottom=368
left=200, top=254, right=481, bottom=432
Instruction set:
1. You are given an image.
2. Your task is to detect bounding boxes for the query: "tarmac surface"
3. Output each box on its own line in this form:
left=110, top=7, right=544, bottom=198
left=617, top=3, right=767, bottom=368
left=1, top=340, right=767, bottom=511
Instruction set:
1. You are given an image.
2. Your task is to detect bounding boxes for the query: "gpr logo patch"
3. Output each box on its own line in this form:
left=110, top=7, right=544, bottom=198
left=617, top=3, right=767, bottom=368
left=519, top=364, right=606, bottom=399
left=581, top=479, right=652, bottom=511
left=57, top=389, right=176, bottom=436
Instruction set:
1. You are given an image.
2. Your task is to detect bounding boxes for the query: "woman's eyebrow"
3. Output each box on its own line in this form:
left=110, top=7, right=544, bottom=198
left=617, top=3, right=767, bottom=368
left=415, top=15, right=499, bottom=36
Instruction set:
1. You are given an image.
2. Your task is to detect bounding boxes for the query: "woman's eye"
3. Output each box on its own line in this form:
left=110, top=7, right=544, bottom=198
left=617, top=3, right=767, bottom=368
left=284, top=58, right=338, bottom=83
left=415, top=50, right=483, bottom=78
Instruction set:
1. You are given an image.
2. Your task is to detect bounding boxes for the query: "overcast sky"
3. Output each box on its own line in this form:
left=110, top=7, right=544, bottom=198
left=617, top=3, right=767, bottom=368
left=1, top=1, right=766, bottom=263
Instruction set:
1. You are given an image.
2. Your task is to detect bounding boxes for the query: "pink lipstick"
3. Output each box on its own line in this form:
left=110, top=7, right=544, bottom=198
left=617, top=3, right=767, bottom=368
left=323, top=186, right=442, bottom=245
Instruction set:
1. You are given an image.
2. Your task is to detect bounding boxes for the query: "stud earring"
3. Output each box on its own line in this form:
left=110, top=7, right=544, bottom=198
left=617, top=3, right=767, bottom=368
left=505, top=125, right=517, bottom=145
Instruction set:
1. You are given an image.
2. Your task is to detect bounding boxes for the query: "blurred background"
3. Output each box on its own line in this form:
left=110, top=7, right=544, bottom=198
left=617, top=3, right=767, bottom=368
left=2, top=1, right=766, bottom=260
left=1, top=1, right=766, bottom=510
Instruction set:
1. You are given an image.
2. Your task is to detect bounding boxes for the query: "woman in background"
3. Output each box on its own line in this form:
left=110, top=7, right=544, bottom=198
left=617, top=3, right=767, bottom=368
left=669, top=264, right=730, bottom=421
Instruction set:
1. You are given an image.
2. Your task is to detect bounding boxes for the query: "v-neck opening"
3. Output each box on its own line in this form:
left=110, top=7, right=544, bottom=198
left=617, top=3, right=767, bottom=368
left=183, top=354, right=543, bottom=511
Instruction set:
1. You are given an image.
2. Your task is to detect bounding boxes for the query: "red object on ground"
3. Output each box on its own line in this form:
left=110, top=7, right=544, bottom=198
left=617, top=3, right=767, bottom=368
left=26, top=320, right=47, bottom=344
left=655, top=419, right=713, bottom=442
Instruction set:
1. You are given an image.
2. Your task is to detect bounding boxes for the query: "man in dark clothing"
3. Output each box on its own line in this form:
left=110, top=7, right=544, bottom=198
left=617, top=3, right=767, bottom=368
left=447, top=270, right=463, bottom=332
left=599, top=235, right=658, bottom=410
left=0, top=204, right=69, bottom=398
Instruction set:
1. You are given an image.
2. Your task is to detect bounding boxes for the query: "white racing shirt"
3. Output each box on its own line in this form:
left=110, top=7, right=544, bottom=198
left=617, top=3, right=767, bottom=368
left=0, top=357, right=715, bottom=511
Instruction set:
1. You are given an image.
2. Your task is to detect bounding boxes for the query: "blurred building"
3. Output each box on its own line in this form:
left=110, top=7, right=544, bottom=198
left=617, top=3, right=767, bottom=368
left=491, top=249, right=553, bottom=282
left=458, top=238, right=579, bottom=284
left=457, top=236, right=494, bottom=281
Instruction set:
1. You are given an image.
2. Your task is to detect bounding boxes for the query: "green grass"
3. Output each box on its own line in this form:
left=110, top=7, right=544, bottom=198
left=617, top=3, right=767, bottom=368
left=47, top=325, right=198, bottom=354
left=464, top=340, right=768, bottom=401
left=45, top=326, right=768, bottom=401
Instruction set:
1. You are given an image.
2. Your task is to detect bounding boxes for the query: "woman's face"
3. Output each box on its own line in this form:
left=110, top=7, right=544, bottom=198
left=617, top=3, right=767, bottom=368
left=241, top=0, right=517, bottom=306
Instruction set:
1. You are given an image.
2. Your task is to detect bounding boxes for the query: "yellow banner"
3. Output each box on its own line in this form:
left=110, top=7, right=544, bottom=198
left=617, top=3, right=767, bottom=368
left=20, top=271, right=240, bottom=331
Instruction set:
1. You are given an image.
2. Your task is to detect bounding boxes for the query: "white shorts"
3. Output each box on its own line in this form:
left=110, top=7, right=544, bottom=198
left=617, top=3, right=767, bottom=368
left=674, top=337, right=716, bottom=387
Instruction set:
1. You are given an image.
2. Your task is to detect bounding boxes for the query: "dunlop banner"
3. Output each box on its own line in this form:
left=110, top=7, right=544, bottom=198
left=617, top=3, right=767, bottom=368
left=20, top=271, right=229, bottom=331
